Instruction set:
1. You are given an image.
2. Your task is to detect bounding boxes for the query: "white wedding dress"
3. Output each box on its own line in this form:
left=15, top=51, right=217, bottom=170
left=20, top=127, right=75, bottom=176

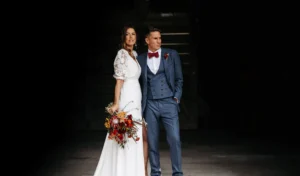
left=93, top=49, right=150, bottom=176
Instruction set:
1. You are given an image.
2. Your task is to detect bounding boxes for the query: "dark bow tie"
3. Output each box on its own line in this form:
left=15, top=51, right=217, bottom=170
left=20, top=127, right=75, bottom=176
left=148, top=52, right=159, bottom=58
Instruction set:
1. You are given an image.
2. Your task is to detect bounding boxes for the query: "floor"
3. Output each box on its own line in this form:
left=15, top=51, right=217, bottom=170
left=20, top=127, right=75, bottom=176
left=30, top=130, right=300, bottom=176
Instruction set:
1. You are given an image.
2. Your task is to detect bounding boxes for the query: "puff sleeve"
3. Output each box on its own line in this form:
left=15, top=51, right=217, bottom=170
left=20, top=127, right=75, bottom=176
left=113, top=50, right=127, bottom=80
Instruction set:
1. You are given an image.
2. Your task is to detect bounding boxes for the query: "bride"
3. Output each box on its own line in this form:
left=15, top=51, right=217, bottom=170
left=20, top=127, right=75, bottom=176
left=92, top=25, right=149, bottom=176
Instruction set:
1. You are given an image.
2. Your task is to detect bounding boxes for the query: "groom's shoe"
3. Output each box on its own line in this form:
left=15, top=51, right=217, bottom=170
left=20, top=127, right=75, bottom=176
left=151, top=168, right=162, bottom=176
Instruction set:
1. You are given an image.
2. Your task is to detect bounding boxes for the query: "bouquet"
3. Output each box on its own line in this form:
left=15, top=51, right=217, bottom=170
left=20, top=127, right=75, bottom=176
left=104, top=101, right=142, bottom=148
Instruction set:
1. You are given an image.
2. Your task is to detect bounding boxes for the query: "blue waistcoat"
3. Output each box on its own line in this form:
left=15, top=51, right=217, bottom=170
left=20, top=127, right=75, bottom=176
left=147, top=59, right=173, bottom=99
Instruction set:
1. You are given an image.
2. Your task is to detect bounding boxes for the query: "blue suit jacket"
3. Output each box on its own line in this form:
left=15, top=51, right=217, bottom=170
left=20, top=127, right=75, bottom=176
left=137, top=48, right=183, bottom=113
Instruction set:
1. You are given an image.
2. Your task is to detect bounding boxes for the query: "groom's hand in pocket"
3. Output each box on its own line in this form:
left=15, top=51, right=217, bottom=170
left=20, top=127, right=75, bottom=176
left=173, top=97, right=179, bottom=103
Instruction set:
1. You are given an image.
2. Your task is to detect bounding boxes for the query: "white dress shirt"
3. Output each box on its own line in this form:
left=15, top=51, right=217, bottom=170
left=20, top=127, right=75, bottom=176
left=147, top=48, right=161, bottom=74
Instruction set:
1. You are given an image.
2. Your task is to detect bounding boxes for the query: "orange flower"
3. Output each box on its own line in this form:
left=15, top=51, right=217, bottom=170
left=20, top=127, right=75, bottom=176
left=104, top=121, right=110, bottom=129
left=117, top=111, right=126, bottom=119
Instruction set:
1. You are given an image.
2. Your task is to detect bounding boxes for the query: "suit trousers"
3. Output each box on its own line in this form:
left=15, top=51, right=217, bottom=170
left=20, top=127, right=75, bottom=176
left=145, top=97, right=183, bottom=176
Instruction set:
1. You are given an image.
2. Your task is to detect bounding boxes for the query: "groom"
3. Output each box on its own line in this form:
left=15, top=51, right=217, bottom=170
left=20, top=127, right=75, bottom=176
left=137, top=26, right=184, bottom=176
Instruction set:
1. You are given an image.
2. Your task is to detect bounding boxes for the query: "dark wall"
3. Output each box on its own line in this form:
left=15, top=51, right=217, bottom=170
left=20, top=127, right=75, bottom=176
left=18, top=5, right=106, bottom=174
left=191, top=0, right=295, bottom=137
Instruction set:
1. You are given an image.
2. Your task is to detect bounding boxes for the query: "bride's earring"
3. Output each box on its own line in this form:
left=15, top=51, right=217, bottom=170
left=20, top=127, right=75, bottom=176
left=134, top=43, right=137, bottom=49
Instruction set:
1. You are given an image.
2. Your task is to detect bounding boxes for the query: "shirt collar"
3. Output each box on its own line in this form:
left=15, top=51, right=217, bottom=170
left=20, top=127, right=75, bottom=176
left=148, top=48, right=161, bottom=54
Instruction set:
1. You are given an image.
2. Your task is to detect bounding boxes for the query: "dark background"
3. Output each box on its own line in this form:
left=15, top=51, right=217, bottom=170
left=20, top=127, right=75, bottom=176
left=14, top=0, right=296, bottom=174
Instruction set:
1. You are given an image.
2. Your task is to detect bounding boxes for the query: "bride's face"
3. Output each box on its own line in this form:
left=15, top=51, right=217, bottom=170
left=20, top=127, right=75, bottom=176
left=125, top=28, right=136, bottom=47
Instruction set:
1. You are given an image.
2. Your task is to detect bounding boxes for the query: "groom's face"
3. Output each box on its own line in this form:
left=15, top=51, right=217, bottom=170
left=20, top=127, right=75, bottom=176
left=145, top=31, right=161, bottom=52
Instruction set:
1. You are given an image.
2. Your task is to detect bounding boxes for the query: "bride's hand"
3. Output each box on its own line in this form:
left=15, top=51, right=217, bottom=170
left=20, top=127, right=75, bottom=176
left=109, top=104, right=119, bottom=115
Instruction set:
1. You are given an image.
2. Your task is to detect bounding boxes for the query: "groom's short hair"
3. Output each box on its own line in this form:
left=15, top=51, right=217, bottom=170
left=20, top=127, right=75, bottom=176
left=145, top=26, right=161, bottom=37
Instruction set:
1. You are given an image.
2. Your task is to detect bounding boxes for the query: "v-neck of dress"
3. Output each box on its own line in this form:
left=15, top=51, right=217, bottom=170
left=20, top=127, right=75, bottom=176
left=123, top=49, right=138, bottom=65
left=130, top=55, right=138, bottom=64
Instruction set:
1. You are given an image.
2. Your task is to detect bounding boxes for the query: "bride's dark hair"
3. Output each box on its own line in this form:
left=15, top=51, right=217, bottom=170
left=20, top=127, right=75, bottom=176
left=120, top=24, right=137, bottom=59
left=120, top=24, right=137, bottom=51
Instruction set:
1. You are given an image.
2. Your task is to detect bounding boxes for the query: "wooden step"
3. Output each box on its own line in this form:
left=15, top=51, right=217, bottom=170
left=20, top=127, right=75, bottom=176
left=161, top=33, right=191, bottom=43
left=146, top=12, right=189, bottom=19
left=143, top=19, right=190, bottom=27
left=158, top=26, right=191, bottom=33
left=161, top=43, right=191, bottom=53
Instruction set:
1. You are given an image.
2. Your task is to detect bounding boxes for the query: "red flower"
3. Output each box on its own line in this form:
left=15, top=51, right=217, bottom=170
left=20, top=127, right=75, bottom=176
left=113, top=129, right=118, bottom=135
left=126, top=119, right=133, bottom=127
left=118, top=123, right=126, bottom=134
left=118, top=133, right=123, bottom=141
left=119, top=122, right=125, bottom=127
left=127, top=114, right=132, bottom=120
left=164, top=53, right=169, bottom=60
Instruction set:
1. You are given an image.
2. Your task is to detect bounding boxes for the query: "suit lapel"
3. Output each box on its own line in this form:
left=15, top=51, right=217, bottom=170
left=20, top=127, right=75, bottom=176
left=143, top=53, right=148, bottom=81
left=161, top=48, right=170, bottom=82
